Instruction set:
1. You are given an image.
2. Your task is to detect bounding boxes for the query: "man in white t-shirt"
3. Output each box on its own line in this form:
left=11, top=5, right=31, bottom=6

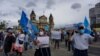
left=70, top=26, right=94, bottom=56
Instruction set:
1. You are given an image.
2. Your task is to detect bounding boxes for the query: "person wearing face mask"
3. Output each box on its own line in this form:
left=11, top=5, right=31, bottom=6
left=3, top=28, right=16, bottom=56
left=14, top=29, right=25, bottom=56
left=70, top=26, right=94, bottom=56
left=34, top=29, right=51, bottom=56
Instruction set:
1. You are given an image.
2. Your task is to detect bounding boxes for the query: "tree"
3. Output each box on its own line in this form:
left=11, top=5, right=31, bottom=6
left=0, top=21, right=8, bottom=29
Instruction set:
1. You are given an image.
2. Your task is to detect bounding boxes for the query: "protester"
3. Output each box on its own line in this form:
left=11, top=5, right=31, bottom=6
left=14, top=29, right=25, bottom=56
left=70, top=26, right=94, bottom=56
left=0, top=31, right=4, bottom=51
left=61, top=29, right=64, bottom=41
left=51, top=29, right=56, bottom=43
left=92, top=29, right=98, bottom=42
left=34, top=29, right=51, bottom=56
left=67, top=30, right=74, bottom=51
left=53, top=29, right=61, bottom=49
left=64, top=31, right=68, bottom=47
left=24, top=32, right=29, bottom=51
left=29, top=41, right=33, bottom=49
left=3, top=28, right=16, bottom=56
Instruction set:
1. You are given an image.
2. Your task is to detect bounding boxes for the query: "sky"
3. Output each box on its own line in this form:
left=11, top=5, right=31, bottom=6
left=0, top=0, right=100, bottom=27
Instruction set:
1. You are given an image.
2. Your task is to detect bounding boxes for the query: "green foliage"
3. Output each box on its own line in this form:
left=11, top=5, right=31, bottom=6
left=0, top=21, right=7, bottom=29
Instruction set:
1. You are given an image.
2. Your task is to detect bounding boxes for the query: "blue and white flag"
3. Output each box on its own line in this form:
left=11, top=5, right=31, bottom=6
left=27, top=20, right=39, bottom=40
left=19, top=11, right=38, bottom=40
left=27, top=21, right=39, bottom=33
left=84, top=16, right=91, bottom=34
left=19, top=11, right=28, bottom=28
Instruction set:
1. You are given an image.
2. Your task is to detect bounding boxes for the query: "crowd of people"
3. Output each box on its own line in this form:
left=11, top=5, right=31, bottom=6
left=0, top=25, right=99, bottom=56
left=0, top=28, right=33, bottom=56
left=51, top=25, right=98, bottom=56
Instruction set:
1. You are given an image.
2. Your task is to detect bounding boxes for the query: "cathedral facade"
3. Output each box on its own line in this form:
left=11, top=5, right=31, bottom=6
left=30, top=10, right=54, bottom=31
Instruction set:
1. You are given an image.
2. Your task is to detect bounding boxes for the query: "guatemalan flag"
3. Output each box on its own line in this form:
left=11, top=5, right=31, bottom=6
left=84, top=16, right=91, bottom=34
left=27, top=20, right=39, bottom=39
left=19, top=11, right=39, bottom=40
left=19, top=11, right=29, bottom=33
left=27, top=20, right=39, bottom=34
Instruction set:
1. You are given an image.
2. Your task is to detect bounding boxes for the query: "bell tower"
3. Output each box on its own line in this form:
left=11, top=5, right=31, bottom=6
left=49, top=14, right=54, bottom=29
left=30, top=10, right=36, bottom=23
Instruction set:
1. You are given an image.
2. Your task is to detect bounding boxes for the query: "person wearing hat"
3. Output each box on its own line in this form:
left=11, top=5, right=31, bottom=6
left=70, top=26, right=94, bottom=56
left=3, top=28, right=16, bottom=56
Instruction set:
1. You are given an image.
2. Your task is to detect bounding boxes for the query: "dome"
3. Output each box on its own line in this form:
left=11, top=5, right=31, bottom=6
left=39, top=15, right=47, bottom=19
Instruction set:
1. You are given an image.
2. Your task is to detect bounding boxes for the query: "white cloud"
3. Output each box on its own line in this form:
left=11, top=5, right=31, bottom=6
left=0, top=0, right=99, bottom=27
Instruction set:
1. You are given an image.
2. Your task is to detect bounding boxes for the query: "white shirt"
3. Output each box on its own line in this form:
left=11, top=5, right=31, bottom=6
left=51, top=31, right=61, bottom=40
left=18, top=34, right=25, bottom=41
left=51, top=30, right=55, bottom=39
left=71, top=33, right=94, bottom=50
left=15, top=34, right=25, bottom=47
left=24, top=34, right=29, bottom=42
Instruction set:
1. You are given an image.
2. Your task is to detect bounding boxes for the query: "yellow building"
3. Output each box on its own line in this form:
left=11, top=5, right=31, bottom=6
left=30, top=10, right=54, bottom=31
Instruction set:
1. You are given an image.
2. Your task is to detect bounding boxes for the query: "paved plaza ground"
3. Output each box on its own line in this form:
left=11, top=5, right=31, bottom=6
left=0, top=40, right=100, bottom=56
